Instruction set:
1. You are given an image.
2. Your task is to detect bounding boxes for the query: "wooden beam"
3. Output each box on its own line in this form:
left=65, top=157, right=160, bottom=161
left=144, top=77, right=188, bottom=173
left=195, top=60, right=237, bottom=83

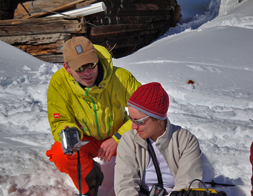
left=0, top=33, right=71, bottom=63
left=0, top=33, right=70, bottom=45
left=89, top=23, right=167, bottom=36
left=35, top=54, right=64, bottom=63
left=0, top=18, right=86, bottom=36
left=27, top=0, right=97, bottom=18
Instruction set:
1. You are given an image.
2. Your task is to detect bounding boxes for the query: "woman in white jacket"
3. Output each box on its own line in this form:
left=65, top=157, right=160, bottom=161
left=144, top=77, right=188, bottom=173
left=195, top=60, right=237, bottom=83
left=114, top=82, right=202, bottom=196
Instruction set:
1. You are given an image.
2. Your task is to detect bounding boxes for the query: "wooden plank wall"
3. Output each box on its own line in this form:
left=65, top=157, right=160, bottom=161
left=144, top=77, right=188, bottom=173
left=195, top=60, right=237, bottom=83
left=0, top=0, right=96, bottom=63
left=0, top=17, right=86, bottom=62
left=0, top=0, right=181, bottom=62
left=84, top=0, right=180, bottom=57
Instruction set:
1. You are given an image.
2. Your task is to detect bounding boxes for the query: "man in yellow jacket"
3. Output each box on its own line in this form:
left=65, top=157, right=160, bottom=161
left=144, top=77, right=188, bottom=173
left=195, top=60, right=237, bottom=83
left=46, top=36, right=141, bottom=196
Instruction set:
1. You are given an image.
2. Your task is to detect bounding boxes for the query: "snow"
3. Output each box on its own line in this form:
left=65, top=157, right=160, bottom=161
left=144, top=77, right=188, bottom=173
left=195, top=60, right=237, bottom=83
left=0, top=0, right=252, bottom=195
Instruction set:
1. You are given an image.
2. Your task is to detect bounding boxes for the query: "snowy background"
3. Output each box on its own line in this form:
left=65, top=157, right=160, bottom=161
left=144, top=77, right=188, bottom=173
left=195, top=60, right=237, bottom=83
left=0, top=0, right=252, bottom=195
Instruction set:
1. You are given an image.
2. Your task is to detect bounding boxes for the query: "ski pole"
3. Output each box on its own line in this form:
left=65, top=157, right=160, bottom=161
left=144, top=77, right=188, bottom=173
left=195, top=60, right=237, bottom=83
left=77, top=151, right=82, bottom=196
left=205, top=180, right=236, bottom=187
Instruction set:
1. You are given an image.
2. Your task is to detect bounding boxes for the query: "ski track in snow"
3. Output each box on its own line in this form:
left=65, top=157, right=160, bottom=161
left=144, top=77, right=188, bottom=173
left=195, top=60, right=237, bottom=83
left=130, top=60, right=253, bottom=72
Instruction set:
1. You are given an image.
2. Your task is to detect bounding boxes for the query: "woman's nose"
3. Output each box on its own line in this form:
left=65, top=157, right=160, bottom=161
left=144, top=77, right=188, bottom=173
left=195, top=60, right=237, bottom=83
left=132, top=122, right=139, bottom=129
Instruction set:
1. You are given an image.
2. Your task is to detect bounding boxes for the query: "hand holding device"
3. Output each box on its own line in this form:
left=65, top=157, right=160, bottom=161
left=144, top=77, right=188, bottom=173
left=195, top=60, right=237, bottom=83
left=60, top=127, right=89, bottom=155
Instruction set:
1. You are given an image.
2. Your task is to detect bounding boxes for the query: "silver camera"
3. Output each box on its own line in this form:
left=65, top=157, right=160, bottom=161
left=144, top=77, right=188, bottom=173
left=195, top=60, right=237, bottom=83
left=60, top=127, right=89, bottom=155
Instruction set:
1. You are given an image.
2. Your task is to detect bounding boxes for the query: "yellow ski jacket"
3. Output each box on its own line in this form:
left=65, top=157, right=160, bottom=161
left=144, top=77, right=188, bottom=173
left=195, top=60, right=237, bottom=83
left=47, top=44, right=141, bottom=143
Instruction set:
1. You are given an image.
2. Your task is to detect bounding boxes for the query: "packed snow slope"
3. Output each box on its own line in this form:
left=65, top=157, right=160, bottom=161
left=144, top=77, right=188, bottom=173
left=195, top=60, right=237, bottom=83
left=0, top=0, right=252, bottom=195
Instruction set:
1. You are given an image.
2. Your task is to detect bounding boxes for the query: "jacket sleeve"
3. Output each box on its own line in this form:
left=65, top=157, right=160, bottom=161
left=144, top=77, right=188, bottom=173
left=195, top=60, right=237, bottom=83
left=47, top=71, right=83, bottom=142
left=112, top=67, right=142, bottom=143
left=114, top=132, right=142, bottom=196
left=171, top=129, right=203, bottom=191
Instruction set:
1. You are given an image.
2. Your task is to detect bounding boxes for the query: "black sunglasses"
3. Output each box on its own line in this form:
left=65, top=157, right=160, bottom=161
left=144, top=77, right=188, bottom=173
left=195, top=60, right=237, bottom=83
left=75, top=62, right=97, bottom=73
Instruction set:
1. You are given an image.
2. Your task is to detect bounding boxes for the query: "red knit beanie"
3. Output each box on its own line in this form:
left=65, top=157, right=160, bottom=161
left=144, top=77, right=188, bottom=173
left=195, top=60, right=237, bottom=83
left=127, top=82, right=169, bottom=120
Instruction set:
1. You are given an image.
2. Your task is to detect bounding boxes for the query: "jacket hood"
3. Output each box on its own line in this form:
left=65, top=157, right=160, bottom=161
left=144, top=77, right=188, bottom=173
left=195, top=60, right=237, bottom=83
left=93, top=44, right=114, bottom=92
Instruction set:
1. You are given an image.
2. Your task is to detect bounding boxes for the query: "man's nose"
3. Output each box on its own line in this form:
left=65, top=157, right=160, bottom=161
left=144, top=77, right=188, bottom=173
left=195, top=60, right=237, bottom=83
left=81, top=68, right=92, bottom=74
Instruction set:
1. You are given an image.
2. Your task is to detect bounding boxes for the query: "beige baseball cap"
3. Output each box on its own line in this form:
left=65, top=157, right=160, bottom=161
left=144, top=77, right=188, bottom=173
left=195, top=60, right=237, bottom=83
left=63, top=36, right=98, bottom=70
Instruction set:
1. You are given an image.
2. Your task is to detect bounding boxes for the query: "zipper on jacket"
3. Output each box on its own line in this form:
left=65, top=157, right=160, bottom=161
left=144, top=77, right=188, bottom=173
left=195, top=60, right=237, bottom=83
left=84, top=88, right=92, bottom=109
left=107, top=116, right=111, bottom=137
left=82, top=119, right=92, bottom=136
left=84, top=88, right=103, bottom=140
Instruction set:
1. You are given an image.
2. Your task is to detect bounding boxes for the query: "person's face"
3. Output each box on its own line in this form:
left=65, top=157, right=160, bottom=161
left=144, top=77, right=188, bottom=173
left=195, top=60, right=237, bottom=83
left=128, top=106, right=162, bottom=141
left=64, top=62, right=98, bottom=87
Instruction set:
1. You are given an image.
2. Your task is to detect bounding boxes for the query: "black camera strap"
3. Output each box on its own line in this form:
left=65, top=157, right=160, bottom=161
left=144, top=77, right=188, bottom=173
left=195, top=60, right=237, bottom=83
left=147, top=138, right=163, bottom=187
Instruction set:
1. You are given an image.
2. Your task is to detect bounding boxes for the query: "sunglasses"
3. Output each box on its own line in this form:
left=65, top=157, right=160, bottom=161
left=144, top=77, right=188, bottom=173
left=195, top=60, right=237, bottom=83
left=129, top=115, right=150, bottom=126
left=75, top=62, right=97, bottom=73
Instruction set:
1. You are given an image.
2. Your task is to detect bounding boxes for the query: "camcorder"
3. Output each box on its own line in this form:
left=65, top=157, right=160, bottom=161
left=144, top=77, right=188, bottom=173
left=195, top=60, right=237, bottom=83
left=60, top=127, right=89, bottom=155
left=149, top=185, right=166, bottom=196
